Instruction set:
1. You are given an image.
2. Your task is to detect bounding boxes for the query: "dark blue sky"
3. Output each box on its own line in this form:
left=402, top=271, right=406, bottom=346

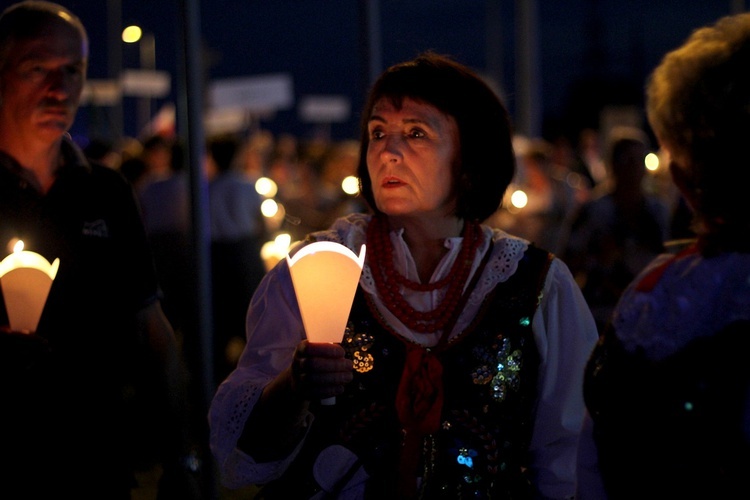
left=11, top=0, right=738, bottom=143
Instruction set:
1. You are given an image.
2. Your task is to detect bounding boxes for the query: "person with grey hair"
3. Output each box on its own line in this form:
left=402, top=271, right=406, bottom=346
left=577, top=12, right=750, bottom=500
left=0, top=2, right=201, bottom=498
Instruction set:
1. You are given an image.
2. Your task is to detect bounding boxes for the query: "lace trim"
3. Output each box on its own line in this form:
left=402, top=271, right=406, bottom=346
left=613, top=252, right=750, bottom=360
left=215, top=373, right=314, bottom=488
left=310, top=212, right=369, bottom=249
left=216, top=378, right=268, bottom=487
left=310, top=215, right=530, bottom=338
left=469, top=227, right=529, bottom=306
left=226, top=383, right=261, bottom=448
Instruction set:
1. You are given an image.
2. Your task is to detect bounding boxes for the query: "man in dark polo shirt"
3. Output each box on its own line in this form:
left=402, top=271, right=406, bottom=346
left=0, top=2, right=200, bottom=498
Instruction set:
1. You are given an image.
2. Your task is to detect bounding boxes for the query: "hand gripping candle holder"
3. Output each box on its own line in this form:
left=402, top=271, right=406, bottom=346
left=287, top=241, right=366, bottom=404
left=0, top=248, right=60, bottom=333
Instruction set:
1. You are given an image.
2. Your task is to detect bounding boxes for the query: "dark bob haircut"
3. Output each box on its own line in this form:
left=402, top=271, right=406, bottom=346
left=357, top=52, right=515, bottom=222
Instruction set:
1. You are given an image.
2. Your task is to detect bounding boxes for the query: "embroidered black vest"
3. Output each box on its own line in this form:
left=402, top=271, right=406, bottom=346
left=584, top=320, right=750, bottom=499
left=260, top=246, right=551, bottom=500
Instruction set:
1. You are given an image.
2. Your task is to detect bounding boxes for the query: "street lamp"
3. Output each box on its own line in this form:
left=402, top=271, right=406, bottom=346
left=121, top=24, right=141, bottom=44
left=122, top=25, right=156, bottom=71
left=122, top=25, right=156, bottom=136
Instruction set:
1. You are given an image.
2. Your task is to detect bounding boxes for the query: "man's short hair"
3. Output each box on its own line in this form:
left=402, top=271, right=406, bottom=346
left=0, top=1, right=88, bottom=71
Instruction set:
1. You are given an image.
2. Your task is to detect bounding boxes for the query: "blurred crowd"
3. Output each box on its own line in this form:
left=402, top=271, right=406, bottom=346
left=74, top=117, right=695, bottom=500
left=80, top=130, right=367, bottom=389
left=79, top=120, right=693, bottom=381
left=489, top=125, right=688, bottom=333
left=5, top=2, right=745, bottom=498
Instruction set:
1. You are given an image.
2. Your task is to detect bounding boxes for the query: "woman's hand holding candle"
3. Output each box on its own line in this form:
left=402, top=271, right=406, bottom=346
left=291, top=340, right=353, bottom=402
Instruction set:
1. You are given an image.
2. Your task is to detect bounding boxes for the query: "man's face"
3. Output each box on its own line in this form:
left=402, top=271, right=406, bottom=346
left=0, top=18, right=87, bottom=144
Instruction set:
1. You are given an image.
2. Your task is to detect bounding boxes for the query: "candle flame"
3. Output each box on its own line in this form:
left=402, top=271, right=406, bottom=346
left=13, top=240, right=24, bottom=253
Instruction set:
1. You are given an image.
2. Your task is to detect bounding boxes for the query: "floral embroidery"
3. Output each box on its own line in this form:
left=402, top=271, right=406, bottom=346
left=343, top=324, right=375, bottom=373
left=471, top=364, right=494, bottom=385
left=470, top=335, right=523, bottom=401
left=492, top=338, right=522, bottom=401
left=456, top=447, right=477, bottom=468
left=353, top=351, right=374, bottom=373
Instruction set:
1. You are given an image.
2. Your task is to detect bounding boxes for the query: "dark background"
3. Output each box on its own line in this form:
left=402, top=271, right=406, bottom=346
left=4, top=0, right=742, bottom=144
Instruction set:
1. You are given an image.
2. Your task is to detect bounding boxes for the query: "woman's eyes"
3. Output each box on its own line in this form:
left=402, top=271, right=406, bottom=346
left=369, top=128, right=427, bottom=140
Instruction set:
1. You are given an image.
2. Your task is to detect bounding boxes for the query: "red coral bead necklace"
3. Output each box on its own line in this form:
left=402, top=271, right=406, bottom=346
left=366, top=214, right=483, bottom=334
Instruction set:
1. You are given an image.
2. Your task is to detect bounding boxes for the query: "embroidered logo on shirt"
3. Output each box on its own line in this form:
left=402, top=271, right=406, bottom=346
left=82, top=219, right=109, bottom=238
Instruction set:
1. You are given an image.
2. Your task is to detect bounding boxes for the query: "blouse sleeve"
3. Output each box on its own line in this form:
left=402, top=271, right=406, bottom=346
left=208, top=260, right=312, bottom=489
left=528, top=257, right=599, bottom=499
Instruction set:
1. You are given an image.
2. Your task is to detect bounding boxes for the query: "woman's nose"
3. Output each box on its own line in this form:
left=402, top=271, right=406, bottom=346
left=380, top=135, right=403, bottom=163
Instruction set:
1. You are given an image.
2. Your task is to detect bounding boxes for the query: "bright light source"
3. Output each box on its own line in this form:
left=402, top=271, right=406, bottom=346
left=122, top=25, right=142, bottom=43
left=510, top=189, right=528, bottom=209
left=274, top=233, right=292, bottom=251
left=341, top=176, right=360, bottom=195
left=645, top=152, right=660, bottom=171
left=261, top=198, right=279, bottom=218
left=12, top=239, right=24, bottom=253
left=255, top=176, right=278, bottom=198
left=260, top=241, right=277, bottom=262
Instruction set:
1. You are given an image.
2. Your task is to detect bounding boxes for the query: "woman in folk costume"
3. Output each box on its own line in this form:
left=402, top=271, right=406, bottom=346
left=209, top=52, right=599, bottom=499
left=577, top=13, right=750, bottom=500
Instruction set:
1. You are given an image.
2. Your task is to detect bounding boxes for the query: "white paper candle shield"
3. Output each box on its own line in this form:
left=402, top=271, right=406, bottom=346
left=286, top=242, right=366, bottom=344
left=0, top=251, right=60, bottom=333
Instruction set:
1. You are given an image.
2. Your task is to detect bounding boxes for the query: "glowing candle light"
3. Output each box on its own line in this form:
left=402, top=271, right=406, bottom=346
left=287, top=241, right=366, bottom=404
left=0, top=241, right=59, bottom=333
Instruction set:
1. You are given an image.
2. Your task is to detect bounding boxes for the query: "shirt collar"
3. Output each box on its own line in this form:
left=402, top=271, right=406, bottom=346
left=0, top=135, right=91, bottom=190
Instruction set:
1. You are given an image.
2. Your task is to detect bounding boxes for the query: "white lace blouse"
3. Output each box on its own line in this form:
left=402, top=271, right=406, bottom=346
left=208, top=213, right=599, bottom=499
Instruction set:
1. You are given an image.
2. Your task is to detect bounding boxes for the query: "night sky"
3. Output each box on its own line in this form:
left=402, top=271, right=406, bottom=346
left=6, top=0, right=739, bottom=143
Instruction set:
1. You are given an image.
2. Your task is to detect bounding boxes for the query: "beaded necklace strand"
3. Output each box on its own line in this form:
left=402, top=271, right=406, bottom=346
left=366, top=214, right=483, bottom=334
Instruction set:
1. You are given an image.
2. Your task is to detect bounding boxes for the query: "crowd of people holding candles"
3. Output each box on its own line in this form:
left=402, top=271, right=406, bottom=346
left=0, top=2, right=748, bottom=499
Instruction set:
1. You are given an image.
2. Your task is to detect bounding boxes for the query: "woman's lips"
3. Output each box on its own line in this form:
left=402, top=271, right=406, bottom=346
left=382, top=176, right=404, bottom=188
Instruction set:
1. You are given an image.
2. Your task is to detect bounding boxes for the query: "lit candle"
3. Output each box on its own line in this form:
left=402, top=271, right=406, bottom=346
left=0, top=240, right=59, bottom=333
left=287, top=241, right=366, bottom=404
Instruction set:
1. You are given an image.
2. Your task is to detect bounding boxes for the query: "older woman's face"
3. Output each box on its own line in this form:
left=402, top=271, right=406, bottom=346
left=366, top=97, right=459, bottom=218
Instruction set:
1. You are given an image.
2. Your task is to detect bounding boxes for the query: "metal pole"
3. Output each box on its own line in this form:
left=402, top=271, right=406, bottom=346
left=485, top=0, right=505, bottom=102
left=366, top=0, right=382, bottom=85
left=358, top=0, right=382, bottom=113
left=177, top=0, right=216, bottom=497
left=106, top=0, right=123, bottom=140
left=138, top=33, right=156, bottom=136
left=515, top=0, right=541, bottom=137
left=177, top=0, right=213, bottom=394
